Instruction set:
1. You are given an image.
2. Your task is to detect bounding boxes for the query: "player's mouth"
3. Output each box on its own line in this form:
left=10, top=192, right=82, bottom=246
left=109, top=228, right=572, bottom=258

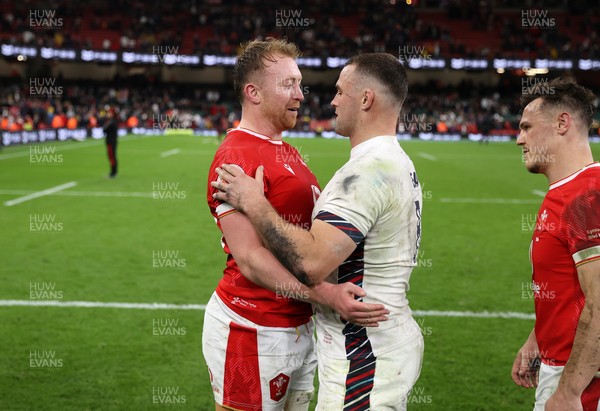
left=287, top=107, right=299, bottom=115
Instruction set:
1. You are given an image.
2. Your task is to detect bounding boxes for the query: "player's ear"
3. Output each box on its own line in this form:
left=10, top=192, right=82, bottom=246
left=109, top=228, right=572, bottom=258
left=361, top=89, right=374, bottom=110
left=556, top=111, right=570, bottom=136
left=244, top=83, right=261, bottom=105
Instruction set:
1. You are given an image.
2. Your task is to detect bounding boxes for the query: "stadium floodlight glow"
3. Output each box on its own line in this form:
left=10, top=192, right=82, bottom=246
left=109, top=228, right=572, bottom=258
left=159, top=54, right=201, bottom=66
left=296, top=57, right=322, bottom=68
left=450, top=58, right=488, bottom=70
left=122, top=52, right=158, bottom=64
left=407, top=58, right=445, bottom=69
left=326, top=57, right=349, bottom=68
left=81, top=50, right=118, bottom=62
left=523, top=67, right=549, bottom=76
left=203, top=55, right=236, bottom=66
left=578, top=59, right=600, bottom=70
left=493, top=58, right=531, bottom=70
left=534, top=59, right=573, bottom=70
left=1, top=44, right=37, bottom=57
left=41, top=47, right=77, bottom=60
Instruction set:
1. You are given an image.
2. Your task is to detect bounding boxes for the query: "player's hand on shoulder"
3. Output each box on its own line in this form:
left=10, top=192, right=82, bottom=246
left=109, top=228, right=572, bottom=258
left=212, top=164, right=265, bottom=211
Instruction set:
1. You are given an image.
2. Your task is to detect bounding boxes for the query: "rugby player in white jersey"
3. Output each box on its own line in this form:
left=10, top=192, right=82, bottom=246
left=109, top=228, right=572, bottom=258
left=212, top=53, right=424, bottom=410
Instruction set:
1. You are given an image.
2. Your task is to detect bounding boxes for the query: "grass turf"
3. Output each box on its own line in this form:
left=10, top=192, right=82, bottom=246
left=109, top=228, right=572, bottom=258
left=1, top=134, right=597, bottom=410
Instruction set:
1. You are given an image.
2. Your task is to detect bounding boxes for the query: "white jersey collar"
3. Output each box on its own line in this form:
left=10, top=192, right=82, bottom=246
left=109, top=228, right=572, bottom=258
left=350, top=135, right=397, bottom=158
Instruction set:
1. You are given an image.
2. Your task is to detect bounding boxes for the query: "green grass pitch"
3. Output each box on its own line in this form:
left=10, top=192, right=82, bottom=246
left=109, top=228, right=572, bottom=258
left=1, top=134, right=598, bottom=410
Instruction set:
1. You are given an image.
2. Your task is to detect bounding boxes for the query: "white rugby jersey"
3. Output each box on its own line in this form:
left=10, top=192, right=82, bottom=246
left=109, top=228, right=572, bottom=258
left=312, top=135, right=423, bottom=360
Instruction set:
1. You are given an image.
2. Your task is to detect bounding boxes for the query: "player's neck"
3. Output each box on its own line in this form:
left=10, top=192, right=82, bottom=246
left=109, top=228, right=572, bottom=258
left=237, top=118, right=282, bottom=141
left=349, top=117, right=397, bottom=148
left=545, top=147, right=594, bottom=185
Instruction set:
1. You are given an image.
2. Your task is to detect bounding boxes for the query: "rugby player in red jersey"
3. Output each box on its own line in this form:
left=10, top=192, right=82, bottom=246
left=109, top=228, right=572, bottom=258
left=512, top=77, right=600, bottom=411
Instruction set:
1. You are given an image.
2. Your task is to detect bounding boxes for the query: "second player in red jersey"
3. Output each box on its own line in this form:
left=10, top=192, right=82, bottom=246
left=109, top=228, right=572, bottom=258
left=512, top=77, right=600, bottom=411
left=531, top=163, right=600, bottom=367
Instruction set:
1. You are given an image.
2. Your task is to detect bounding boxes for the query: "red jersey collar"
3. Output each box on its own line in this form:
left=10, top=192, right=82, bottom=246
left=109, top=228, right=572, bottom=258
left=229, top=127, right=283, bottom=145
left=549, top=162, right=600, bottom=190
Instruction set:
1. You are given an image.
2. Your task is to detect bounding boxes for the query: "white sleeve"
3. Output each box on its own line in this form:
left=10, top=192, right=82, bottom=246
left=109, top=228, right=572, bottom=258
left=315, top=167, right=390, bottom=243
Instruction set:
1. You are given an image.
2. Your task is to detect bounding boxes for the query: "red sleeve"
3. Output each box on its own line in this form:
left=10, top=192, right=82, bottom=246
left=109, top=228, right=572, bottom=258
left=564, top=189, right=600, bottom=267
left=206, top=144, right=267, bottom=219
left=207, top=146, right=250, bottom=219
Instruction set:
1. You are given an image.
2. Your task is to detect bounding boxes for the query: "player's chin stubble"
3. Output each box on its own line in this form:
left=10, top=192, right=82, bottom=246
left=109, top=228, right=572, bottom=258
left=527, top=162, right=542, bottom=174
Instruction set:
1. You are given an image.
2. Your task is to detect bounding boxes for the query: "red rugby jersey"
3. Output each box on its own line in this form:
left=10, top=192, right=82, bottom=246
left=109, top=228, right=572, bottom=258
left=531, top=163, right=600, bottom=365
left=207, top=128, right=320, bottom=327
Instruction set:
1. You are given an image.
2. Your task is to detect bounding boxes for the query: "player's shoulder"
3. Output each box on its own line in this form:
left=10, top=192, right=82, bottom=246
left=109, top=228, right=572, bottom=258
left=214, top=129, right=257, bottom=155
left=555, top=163, right=600, bottom=195
left=582, top=162, right=600, bottom=182
left=551, top=164, right=600, bottom=213
left=354, top=142, right=412, bottom=178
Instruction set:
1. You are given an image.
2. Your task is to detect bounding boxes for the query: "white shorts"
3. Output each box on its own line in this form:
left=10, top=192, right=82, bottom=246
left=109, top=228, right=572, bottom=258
left=202, top=293, right=317, bottom=411
left=535, top=362, right=600, bottom=411
left=315, top=335, right=423, bottom=411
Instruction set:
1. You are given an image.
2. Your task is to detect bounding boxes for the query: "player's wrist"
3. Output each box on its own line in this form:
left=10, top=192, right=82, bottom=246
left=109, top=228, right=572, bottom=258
left=557, top=372, right=587, bottom=398
left=242, top=192, right=268, bottom=216
left=553, top=384, right=582, bottom=402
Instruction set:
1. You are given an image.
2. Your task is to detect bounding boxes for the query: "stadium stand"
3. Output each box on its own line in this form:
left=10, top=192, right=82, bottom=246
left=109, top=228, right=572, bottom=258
left=1, top=0, right=599, bottom=142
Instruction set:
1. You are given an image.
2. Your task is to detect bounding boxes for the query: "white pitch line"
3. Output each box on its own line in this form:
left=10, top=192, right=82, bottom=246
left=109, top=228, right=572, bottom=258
left=0, top=141, right=104, bottom=160
left=0, top=134, right=159, bottom=161
left=532, top=189, right=546, bottom=197
left=160, top=148, right=180, bottom=158
left=54, top=191, right=153, bottom=198
left=0, top=190, right=152, bottom=198
left=0, top=300, right=206, bottom=310
left=412, top=310, right=534, bottom=320
left=418, top=152, right=437, bottom=161
left=3, top=181, right=77, bottom=207
left=439, top=198, right=541, bottom=204
left=0, top=299, right=535, bottom=319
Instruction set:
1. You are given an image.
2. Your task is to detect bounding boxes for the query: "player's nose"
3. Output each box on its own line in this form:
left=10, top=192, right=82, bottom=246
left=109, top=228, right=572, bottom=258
left=293, top=83, right=304, bottom=101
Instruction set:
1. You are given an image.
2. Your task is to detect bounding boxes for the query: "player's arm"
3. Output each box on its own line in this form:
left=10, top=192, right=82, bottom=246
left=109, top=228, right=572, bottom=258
left=220, top=211, right=388, bottom=325
left=511, top=327, right=540, bottom=389
left=545, top=258, right=600, bottom=410
left=213, top=165, right=357, bottom=286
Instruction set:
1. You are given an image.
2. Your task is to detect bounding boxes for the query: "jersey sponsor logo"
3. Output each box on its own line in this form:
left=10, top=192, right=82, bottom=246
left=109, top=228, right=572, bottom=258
left=230, top=297, right=257, bottom=309
left=269, top=373, right=290, bottom=402
left=588, top=228, right=600, bottom=240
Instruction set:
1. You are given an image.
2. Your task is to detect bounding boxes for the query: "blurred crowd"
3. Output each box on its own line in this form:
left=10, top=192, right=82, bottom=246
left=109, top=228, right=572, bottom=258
left=3, top=79, right=599, bottom=136
left=1, top=0, right=598, bottom=59
left=2, top=0, right=599, bottom=137
left=0, top=80, right=237, bottom=133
